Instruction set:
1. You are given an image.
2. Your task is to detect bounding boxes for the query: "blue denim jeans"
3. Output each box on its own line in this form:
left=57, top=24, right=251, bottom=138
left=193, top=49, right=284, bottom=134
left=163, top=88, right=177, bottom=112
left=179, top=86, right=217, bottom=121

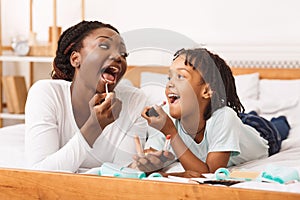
left=239, top=111, right=290, bottom=156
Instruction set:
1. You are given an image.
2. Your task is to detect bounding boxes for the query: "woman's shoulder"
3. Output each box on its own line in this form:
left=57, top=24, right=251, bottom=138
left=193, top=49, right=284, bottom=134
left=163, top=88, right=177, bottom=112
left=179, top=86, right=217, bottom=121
left=27, top=79, right=71, bottom=100
left=32, top=79, right=70, bottom=86
left=30, top=79, right=71, bottom=91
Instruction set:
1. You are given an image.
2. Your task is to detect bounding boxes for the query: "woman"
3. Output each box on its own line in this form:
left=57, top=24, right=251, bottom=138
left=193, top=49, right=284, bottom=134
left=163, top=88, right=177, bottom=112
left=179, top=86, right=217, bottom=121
left=25, top=21, right=148, bottom=173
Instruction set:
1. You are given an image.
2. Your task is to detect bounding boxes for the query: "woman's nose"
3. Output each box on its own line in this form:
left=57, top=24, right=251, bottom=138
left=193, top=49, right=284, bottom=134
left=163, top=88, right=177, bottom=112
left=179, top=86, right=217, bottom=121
left=109, top=53, right=121, bottom=62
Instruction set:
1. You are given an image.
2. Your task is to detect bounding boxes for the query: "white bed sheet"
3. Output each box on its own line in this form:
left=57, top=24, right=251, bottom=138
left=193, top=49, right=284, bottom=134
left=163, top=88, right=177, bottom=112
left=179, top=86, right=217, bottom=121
left=0, top=124, right=26, bottom=169
left=162, top=126, right=300, bottom=193
left=229, top=126, right=300, bottom=173
left=0, top=124, right=299, bottom=171
left=0, top=123, right=299, bottom=193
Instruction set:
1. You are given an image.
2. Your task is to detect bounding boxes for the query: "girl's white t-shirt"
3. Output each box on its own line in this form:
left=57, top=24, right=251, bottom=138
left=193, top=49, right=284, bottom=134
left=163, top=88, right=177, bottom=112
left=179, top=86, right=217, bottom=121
left=177, top=106, right=269, bottom=167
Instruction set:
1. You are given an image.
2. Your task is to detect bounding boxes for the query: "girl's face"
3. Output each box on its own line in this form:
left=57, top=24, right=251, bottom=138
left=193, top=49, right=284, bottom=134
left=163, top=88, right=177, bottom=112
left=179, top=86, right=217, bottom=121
left=165, top=56, right=206, bottom=120
left=74, top=27, right=128, bottom=93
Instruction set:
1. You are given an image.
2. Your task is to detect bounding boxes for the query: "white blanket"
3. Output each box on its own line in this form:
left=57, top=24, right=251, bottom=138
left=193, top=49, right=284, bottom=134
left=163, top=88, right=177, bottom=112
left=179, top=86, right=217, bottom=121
left=0, top=124, right=26, bottom=169
left=0, top=123, right=299, bottom=193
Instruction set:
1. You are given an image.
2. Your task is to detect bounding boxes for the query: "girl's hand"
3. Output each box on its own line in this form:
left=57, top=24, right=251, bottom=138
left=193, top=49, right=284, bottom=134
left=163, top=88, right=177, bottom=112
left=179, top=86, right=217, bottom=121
left=141, top=105, right=176, bottom=135
left=166, top=170, right=202, bottom=178
left=131, top=149, right=175, bottom=173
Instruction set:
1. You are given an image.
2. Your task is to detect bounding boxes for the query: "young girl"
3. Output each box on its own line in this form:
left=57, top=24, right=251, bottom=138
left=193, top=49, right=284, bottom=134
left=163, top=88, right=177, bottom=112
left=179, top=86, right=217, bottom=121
left=137, top=48, right=283, bottom=175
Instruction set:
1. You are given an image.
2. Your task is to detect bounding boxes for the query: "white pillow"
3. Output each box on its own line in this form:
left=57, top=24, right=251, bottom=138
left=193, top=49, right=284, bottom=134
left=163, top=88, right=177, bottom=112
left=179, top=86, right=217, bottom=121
left=233, top=73, right=260, bottom=113
left=259, top=79, right=300, bottom=101
left=259, top=79, right=300, bottom=130
left=234, top=73, right=260, bottom=101
left=140, top=72, right=168, bottom=105
left=119, top=78, right=134, bottom=87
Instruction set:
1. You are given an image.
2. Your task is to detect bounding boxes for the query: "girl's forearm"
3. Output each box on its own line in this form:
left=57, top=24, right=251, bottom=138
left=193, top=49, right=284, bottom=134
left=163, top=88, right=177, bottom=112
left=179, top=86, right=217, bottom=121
left=159, top=118, right=210, bottom=173
left=170, top=133, right=210, bottom=174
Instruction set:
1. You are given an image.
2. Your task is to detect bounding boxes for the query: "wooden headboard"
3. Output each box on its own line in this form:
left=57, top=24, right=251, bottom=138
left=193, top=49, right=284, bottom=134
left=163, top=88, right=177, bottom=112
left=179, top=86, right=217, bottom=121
left=125, top=66, right=300, bottom=88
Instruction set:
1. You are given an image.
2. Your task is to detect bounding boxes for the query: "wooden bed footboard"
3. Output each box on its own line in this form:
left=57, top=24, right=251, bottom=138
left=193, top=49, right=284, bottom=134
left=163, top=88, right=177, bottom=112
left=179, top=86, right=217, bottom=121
left=0, top=168, right=299, bottom=200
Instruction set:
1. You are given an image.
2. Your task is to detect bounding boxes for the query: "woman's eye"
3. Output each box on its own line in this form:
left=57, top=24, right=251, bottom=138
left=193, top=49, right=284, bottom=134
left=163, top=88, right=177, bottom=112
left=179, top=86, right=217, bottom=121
left=120, top=52, right=129, bottom=58
left=167, top=76, right=171, bottom=81
left=99, top=43, right=109, bottom=49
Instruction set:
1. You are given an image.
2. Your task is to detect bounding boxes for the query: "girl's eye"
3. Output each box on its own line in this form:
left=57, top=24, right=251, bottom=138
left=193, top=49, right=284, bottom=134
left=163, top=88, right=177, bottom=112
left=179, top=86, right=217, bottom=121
left=167, top=76, right=171, bottom=81
left=120, top=52, right=129, bottom=58
left=99, top=43, right=109, bottom=49
left=177, top=74, right=185, bottom=79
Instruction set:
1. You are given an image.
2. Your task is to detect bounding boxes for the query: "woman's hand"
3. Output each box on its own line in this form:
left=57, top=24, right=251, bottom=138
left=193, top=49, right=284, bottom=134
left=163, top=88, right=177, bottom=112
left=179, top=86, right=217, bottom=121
left=91, top=92, right=122, bottom=130
left=131, top=148, right=175, bottom=174
left=81, top=92, right=122, bottom=147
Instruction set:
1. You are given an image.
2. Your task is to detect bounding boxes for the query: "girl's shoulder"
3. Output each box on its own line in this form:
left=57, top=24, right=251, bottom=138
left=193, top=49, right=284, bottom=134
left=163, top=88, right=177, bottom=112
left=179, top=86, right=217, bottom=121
left=211, top=106, right=238, bottom=118
left=208, top=106, right=241, bottom=126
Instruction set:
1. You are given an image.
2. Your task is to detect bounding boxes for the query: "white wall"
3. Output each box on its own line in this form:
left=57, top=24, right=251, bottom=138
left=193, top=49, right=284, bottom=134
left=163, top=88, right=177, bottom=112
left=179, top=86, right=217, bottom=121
left=3, top=0, right=300, bottom=44
left=1, top=0, right=300, bottom=82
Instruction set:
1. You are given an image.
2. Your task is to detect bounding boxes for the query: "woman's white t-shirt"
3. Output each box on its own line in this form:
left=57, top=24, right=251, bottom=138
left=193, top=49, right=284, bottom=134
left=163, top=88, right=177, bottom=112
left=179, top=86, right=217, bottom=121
left=25, top=79, right=148, bottom=172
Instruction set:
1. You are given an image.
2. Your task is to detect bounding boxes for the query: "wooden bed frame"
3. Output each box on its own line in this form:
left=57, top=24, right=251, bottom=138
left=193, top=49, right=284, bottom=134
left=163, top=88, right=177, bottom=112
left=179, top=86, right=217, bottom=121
left=1, top=167, right=300, bottom=200
left=1, top=66, right=300, bottom=200
left=125, top=65, right=300, bottom=87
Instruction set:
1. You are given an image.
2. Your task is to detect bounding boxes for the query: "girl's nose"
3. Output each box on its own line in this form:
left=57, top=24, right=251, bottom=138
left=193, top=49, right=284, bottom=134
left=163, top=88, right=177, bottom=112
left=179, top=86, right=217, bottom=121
left=167, top=80, right=175, bottom=88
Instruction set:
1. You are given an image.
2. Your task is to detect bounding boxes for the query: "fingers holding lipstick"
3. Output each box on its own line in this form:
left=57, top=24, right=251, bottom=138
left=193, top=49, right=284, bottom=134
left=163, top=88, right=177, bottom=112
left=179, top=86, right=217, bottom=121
left=80, top=92, right=121, bottom=147
left=89, top=93, right=105, bottom=107
left=142, top=106, right=168, bottom=132
left=89, top=92, right=122, bottom=129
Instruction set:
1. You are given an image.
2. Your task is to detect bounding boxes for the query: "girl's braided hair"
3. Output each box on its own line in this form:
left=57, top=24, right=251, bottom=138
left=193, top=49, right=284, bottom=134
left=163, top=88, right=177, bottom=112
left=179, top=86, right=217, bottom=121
left=51, top=20, right=119, bottom=81
left=173, top=48, right=244, bottom=120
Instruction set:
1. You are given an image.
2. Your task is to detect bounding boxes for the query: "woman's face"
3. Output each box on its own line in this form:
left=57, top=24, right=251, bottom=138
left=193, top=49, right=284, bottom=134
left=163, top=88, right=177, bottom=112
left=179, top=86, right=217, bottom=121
left=165, top=56, right=205, bottom=120
left=75, top=27, right=128, bottom=93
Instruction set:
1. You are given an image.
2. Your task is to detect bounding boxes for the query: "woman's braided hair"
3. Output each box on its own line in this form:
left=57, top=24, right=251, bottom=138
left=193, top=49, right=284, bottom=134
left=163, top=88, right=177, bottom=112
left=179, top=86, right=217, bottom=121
left=173, top=48, right=244, bottom=120
left=51, top=20, right=119, bottom=81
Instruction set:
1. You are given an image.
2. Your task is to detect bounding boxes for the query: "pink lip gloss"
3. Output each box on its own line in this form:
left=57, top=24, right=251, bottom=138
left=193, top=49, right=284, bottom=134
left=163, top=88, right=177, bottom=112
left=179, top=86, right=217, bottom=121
left=163, top=134, right=171, bottom=151
left=134, top=135, right=144, bottom=156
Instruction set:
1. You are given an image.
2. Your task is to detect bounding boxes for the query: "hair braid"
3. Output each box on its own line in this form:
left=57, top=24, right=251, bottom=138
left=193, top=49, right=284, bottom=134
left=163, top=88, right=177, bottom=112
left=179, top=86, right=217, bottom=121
left=51, top=20, right=119, bottom=81
left=209, top=52, right=245, bottom=115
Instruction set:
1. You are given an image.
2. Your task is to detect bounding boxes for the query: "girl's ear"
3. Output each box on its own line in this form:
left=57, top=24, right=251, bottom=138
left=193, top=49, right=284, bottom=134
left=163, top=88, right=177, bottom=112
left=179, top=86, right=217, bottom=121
left=70, top=51, right=81, bottom=68
left=202, top=84, right=213, bottom=99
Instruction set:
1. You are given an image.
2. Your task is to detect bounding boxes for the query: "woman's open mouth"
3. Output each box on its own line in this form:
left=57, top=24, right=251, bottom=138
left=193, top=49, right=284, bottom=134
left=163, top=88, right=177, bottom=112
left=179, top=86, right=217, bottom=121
left=101, top=65, right=120, bottom=84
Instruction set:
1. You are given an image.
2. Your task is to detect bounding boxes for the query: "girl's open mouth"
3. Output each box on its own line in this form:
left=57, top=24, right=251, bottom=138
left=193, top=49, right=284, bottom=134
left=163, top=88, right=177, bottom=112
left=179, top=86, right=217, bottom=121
left=168, top=93, right=180, bottom=104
